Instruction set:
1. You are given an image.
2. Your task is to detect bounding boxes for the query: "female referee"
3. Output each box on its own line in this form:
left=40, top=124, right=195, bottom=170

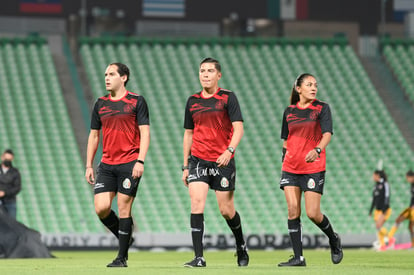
left=278, top=73, right=343, bottom=267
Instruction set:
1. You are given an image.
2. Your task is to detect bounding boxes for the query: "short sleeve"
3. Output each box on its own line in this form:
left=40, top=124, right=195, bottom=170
left=280, top=108, right=289, bottom=140
left=90, top=100, right=102, bottom=130
left=183, top=97, right=194, bottom=129
left=227, top=92, right=243, bottom=122
left=136, top=96, right=150, bottom=125
left=319, top=103, right=333, bottom=134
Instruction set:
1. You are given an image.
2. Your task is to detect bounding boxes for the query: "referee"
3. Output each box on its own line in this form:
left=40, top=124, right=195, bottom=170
left=85, top=62, right=150, bottom=267
left=278, top=73, right=342, bottom=267
left=182, top=57, right=249, bottom=267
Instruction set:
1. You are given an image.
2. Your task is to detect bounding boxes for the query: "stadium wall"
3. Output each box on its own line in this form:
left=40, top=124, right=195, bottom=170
left=40, top=233, right=413, bottom=250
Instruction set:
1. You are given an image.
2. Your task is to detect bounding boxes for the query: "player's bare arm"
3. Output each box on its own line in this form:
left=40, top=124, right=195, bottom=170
left=132, top=125, right=150, bottom=179
left=182, top=129, right=193, bottom=186
left=85, top=129, right=100, bottom=185
left=305, top=132, right=331, bottom=163
left=216, top=121, right=244, bottom=167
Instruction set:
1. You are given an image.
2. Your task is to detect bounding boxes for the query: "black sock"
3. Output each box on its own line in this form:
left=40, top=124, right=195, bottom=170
left=316, top=215, right=336, bottom=241
left=118, top=217, right=133, bottom=259
left=100, top=210, right=119, bottom=238
left=191, top=213, right=204, bottom=258
left=226, top=212, right=245, bottom=248
left=288, top=218, right=303, bottom=259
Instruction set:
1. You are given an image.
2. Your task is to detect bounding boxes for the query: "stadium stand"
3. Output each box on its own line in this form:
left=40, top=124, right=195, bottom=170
left=381, top=38, right=414, bottom=106
left=0, top=37, right=101, bottom=233
left=79, top=37, right=414, bottom=235
left=1, top=36, right=412, bottom=236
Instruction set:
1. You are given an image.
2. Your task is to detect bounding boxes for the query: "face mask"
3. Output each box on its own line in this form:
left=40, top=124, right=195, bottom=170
left=2, top=160, right=12, bottom=168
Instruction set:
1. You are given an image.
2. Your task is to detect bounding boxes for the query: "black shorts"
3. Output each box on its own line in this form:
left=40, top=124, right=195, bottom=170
left=280, top=171, right=325, bottom=194
left=94, top=160, right=140, bottom=197
left=187, top=155, right=236, bottom=191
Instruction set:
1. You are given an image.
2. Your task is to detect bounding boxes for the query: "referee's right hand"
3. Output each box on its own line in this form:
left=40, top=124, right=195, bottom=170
left=182, top=170, right=189, bottom=187
left=85, top=167, right=95, bottom=185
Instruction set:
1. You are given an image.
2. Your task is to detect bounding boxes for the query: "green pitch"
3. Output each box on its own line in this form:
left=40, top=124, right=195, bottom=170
left=0, top=249, right=413, bottom=275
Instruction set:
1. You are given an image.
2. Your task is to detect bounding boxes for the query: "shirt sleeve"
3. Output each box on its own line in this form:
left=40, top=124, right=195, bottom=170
left=183, top=97, right=194, bottom=129
left=90, top=100, right=101, bottom=130
left=227, top=92, right=243, bottom=122
left=320, top=103, right=333, bottom=134
left=280, top=108, right=289, bottom=140
left=136, top=96, right=150, bottom=125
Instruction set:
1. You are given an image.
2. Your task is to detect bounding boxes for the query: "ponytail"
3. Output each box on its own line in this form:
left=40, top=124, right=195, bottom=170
left=290, top=87, right=300, bottom=105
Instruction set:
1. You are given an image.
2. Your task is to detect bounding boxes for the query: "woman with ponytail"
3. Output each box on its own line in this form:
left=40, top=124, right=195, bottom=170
left=278, top=73, right=343, bottom=267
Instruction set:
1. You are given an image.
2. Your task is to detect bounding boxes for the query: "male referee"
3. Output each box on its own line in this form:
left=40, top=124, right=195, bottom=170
left=85, top=62, right=150, bottom=267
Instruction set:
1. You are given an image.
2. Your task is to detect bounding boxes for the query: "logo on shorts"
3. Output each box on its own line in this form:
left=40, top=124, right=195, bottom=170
left=220, top=177, right=229, bottom=188
left=318, top=178, right=324, bottom=186
left=94, top=183, right=104, bottom=189
left=280, top=178, right=289, bottom=185
left=307, top=178, right=316, bottom=189
left=122, top=178, right=131, bottom=189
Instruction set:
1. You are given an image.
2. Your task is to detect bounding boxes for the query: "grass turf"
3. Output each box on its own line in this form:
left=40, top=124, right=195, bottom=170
left=0, top=249, right=413, bottom=275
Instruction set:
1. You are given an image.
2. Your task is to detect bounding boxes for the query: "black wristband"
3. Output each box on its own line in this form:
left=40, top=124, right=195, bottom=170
left=136, top=160, right=144, bottom=165
left=182, top=165, right=189, bottom=171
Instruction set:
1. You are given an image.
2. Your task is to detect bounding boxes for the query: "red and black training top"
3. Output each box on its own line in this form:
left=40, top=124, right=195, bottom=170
left=91, top=91, right=150, bottom=165
left=281, top=99, right=333, bottom=174
left=184, top=88, right=243, bottom=162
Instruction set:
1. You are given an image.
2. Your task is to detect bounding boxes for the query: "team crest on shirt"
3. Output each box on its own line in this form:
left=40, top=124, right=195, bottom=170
left=307, top=178, right=316, bottom=189
left=309, top=110, right=319, bottom=121
left=123, top=178, right=131, bottom=189
left=221, top=177, right=229, bottom=188
left=123, top=103, right=135, bottom=114
left=215, top=100, right=225, bottom=110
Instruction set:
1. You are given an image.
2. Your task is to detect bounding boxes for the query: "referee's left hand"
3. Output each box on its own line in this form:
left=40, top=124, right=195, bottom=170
left=132, top=162, right=144, bottom=179
left=216, top=150, right=232, bottom=167
left=305, top=149, right=319, bottom=163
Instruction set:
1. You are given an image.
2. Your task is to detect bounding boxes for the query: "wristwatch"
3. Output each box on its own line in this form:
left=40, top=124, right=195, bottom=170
left=314, top=147, right=321, bottom=155
left=227, top=147, right=235, bottom=154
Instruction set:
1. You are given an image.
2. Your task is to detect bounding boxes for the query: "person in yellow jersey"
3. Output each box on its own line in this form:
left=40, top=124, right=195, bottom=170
left=387, top=170, right=414, bottom=249
left=368, top=169, right=391, bottom=251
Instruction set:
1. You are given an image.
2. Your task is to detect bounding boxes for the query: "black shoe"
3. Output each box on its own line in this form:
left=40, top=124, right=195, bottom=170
left=107, top=257, right=127, bottom=267
left=184, top=257, right=206, bottom=268
left=329, top=233, right=343, bottom=264
left=236, top=244, right=249, bottom=266
left=278, top=256, right=306, bottom=267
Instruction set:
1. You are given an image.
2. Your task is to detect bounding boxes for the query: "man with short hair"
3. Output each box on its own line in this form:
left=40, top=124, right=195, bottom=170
left=85, top=62, right=150, bottom=267
left=182, top=57, right=249, bottom=267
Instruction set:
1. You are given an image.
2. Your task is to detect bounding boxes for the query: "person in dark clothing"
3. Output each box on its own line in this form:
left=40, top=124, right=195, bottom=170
left=369, top=169, right=391, bottom=250
left=0, top=149, right=21, bottom=219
